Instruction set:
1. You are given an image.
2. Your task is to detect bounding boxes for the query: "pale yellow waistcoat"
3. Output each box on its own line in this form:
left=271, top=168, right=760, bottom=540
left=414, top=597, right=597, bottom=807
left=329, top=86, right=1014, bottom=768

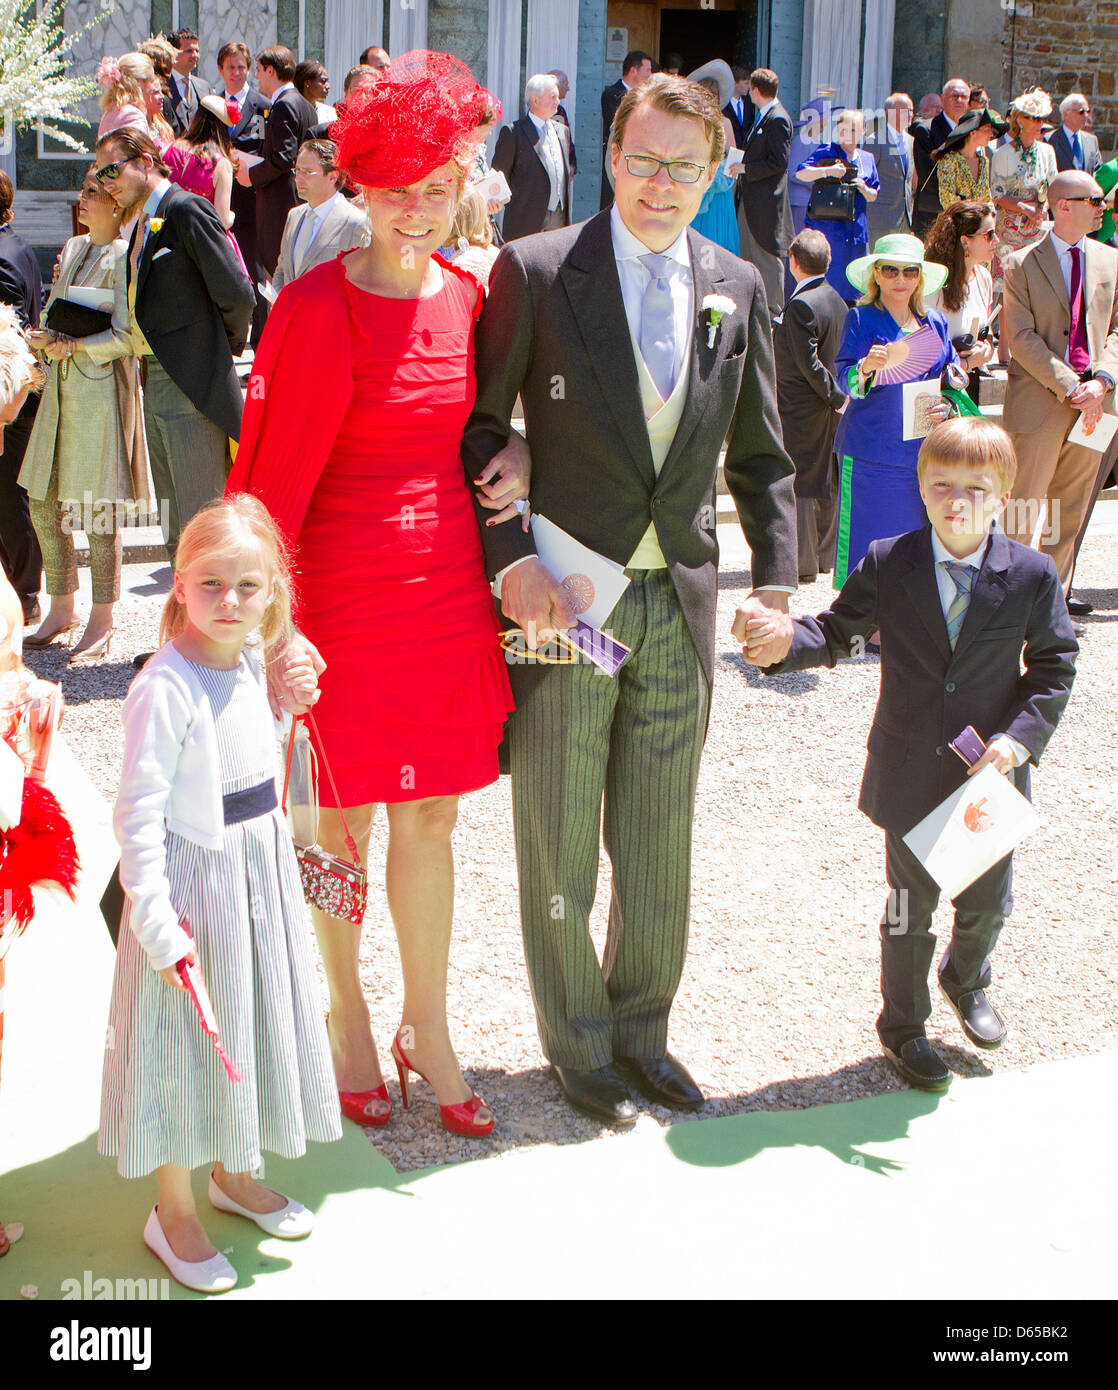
left=625, top=322, right=690, bottom=569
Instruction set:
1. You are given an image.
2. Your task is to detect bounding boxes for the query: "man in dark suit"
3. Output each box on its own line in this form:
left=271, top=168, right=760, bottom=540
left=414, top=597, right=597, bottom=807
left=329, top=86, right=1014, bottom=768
left=236, top=45, right=316, bottom=278
left=463, top=75, right=797, bottom=1126
left=773, top=229, right=848, bottom=582
left=1048, top=93, right=1102, bottom=173
left=493, top=75, right=574, bottom=241
left=95, top=131, right=254, bottom=559
left=166, top=28, right=211, bottom=137
left=0, top=171, right=43, bottom=621
left=600, top=50, right=652, bottom=209
left=734, top=67, right=794, bottom=315
left=216, top=41, right=270, bottom=341
left=548, top=70, right=577, bottom=174
left=909, top=76, right=970, bottom=236
left=753, top=420, right=1078, bottom=1091
left=722, top=66, right=752, bottom=151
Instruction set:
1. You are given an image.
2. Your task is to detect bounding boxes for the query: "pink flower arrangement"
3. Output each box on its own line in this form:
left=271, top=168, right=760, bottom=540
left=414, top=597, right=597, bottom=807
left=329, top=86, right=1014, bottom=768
left=95, top=56, right=122, bottom=89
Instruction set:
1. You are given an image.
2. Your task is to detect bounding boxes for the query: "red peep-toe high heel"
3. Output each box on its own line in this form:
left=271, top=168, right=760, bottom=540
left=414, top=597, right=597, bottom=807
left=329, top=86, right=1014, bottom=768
left=338, top=1086, right=391, bottom=1128
left=391, top=1028, right=494, bottom=1138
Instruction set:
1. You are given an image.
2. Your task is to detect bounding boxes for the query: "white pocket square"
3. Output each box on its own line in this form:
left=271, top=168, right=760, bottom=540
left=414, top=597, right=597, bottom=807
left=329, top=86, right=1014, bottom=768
left=152, top=247, right=173, bottom=261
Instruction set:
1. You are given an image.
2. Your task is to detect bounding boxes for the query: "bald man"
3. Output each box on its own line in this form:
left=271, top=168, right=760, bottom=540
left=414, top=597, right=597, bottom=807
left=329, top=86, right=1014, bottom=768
left=1003, top=170, right=1118, bottom=598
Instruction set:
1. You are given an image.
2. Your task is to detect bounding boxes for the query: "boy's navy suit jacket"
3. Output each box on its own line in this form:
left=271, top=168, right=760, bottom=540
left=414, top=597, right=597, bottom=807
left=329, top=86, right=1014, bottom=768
left=769, top=524, right=1078, bottom=835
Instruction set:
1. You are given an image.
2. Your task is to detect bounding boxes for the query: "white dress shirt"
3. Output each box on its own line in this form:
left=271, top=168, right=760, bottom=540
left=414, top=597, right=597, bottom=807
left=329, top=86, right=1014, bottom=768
left=610, top=204, right=692, bottom=390
left=930, top=528, right=1027, bottom=766
left=528, top=111, right=565, bottom=210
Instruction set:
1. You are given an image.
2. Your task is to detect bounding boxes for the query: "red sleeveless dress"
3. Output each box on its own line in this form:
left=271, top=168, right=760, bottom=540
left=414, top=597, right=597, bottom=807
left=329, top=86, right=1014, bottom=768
left=294, top=259, right=513, bottom=805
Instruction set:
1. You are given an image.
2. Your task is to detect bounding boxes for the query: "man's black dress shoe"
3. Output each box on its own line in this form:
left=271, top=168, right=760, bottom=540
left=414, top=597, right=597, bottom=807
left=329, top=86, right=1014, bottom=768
left=615, top=1053, right=704, bottom=1110
left=552, top=1064, right=637, bottom=1127
left=1067, top=597, right=1093, bottom=616
left=939, top=980, right=1006, bottom=1049
left=882, top=1038, right=952, bottom=1092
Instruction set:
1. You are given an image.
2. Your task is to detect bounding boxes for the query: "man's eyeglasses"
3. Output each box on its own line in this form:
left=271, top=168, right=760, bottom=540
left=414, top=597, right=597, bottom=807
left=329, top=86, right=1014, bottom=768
left=619, top=152, right=707, bottom=184
left=94, top=156, right=139, bottom=185
left=1065, top=195, right=1106, bottom=207
left=877, top=263, right=922, bottom=280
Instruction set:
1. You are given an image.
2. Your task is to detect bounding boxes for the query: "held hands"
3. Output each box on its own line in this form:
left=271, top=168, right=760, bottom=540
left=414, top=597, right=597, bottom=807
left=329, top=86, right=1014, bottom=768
left=966, top=736, right=1018, bottom=778
left=1068, top=378, right=1106, bottom=429
left=500, top=557, right=576, bottom=649
left=474, top=429, right=532, bottom=530
left=266, top=631, right=325, bottom=719
left=733, top=592, right=793, bottom=667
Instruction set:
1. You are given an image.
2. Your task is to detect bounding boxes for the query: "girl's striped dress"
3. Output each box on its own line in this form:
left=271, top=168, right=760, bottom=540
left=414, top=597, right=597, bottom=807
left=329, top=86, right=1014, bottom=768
left=99, top=654, right=341, bottom=1178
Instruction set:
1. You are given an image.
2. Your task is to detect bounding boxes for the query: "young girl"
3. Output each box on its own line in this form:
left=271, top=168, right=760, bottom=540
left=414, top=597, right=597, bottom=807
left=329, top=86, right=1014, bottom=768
left=99, top=495, right=341, bottom=1294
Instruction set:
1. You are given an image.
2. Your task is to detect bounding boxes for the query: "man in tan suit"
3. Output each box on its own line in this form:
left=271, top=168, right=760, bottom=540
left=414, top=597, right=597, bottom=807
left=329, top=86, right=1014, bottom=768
left=1003, top=170, right=1118, bottom=595
left=272, top=139, right=368, bottom=292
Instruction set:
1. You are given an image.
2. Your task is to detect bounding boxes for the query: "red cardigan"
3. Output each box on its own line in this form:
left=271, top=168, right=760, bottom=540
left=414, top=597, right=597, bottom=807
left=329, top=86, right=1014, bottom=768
left=227, top=251, right=482, bottom=546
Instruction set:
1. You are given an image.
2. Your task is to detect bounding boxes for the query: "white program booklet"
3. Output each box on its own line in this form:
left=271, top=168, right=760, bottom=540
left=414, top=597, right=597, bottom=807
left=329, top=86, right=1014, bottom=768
left=902, top=764, right=1040, bottom=899
left=528, top=513, right=630, bottom=631
left=474, top=169, right=511, bottom=205
left=1067, top=410, right=1118, bottom=452
left=65, top=284, right=114, bottom=313
left=901, top=379, right=944, bottom=440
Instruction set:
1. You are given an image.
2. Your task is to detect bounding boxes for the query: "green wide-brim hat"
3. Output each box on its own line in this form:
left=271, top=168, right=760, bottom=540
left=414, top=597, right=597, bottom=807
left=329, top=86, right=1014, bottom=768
left=845, top=233, right=949, bottom=296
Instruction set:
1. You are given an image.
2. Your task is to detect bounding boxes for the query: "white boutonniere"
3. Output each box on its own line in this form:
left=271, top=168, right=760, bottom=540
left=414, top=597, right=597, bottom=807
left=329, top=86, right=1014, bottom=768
left=702, top=293, right=736, bottom=349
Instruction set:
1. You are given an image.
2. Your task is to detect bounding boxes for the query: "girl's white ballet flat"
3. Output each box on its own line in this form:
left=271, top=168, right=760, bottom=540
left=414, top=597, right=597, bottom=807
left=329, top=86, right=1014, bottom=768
left=143, top=1207, right=237, bottom=1294
left=208, top=1174, right=314, bottom=1239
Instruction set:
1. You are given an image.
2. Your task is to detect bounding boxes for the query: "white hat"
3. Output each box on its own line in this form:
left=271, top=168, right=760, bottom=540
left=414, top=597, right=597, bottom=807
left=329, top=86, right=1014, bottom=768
left=687, top=59, right=733, bottom=112
left=1011, top=87, right=1053, bottom=120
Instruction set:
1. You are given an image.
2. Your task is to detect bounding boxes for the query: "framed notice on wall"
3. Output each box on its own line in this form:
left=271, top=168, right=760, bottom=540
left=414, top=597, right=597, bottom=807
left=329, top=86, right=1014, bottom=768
left=606, top=28, right=628, bottom=62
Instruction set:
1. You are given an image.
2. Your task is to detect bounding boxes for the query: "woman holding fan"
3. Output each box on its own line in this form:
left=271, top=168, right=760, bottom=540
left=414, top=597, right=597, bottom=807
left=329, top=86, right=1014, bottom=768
left=831, top=234, right=966, bottom=587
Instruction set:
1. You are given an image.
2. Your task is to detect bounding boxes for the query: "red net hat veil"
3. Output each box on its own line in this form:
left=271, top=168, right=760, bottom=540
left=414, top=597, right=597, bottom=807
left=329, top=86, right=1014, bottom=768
left=331, top=50, right=501, bottom=187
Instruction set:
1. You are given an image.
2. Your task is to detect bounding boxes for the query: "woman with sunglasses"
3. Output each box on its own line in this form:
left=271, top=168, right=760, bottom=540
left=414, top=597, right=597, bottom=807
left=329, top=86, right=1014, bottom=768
left=20, top=169, right=145, bottom=663
left=830, top=234, right=965, bottom=587
left=925, top=200, right=999, bottom=401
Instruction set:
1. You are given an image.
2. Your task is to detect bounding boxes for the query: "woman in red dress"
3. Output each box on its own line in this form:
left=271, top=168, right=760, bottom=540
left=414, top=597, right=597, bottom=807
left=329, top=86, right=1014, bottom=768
left=228, top=53, right=525, bottom=1138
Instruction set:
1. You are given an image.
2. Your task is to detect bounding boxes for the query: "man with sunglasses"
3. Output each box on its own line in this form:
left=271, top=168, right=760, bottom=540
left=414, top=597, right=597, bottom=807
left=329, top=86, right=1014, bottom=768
left=463, top=75, right=797, bottom=1127
left=1003, top=169, right=1118, bottom=605
left=93, top=130, right=254, bottom=562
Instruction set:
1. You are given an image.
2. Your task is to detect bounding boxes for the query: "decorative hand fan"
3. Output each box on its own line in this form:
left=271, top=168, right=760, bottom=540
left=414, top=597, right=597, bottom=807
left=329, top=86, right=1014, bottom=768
left=873, top=323, right=944, bottom=385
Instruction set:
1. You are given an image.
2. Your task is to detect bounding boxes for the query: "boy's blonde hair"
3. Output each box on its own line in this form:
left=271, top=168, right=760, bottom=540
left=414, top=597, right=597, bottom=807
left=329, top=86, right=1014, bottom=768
left=160, top=494, right=295, bottom=660
left=917, top=417, right=1018, bottom=494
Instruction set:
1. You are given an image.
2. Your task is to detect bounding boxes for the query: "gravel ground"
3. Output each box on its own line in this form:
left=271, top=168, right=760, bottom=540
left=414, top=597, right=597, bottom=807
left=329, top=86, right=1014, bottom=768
left=30, top=517, right=1118, bottom=1175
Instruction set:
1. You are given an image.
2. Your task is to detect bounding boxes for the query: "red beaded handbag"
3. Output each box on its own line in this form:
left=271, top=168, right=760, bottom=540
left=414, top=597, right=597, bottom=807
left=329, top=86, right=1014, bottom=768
left=281, top=713, right=367, bottom=924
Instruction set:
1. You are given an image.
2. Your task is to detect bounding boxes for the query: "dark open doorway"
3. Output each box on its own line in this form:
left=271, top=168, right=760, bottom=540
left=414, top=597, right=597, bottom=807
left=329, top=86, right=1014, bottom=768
left=658, top=7, right=748, bottom=76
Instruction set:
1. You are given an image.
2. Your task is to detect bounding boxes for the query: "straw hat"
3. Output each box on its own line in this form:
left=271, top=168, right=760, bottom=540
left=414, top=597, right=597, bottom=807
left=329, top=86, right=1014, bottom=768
left=200, top=93, right=237, bottom=127
left=844, top=233, right=949, bottom=296
left=1010, top=87, right=1053, bottom=120
left=687, top=59, right=733, bottom=111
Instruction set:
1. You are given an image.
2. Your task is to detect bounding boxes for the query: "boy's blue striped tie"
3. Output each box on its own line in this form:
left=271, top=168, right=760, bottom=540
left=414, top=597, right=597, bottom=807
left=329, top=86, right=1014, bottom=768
left=941, top=560, right=975, bottom=649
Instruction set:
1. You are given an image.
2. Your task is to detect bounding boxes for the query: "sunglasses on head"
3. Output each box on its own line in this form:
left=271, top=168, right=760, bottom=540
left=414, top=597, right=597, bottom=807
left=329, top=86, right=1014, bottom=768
left=877, top=263, right=922, bottom=280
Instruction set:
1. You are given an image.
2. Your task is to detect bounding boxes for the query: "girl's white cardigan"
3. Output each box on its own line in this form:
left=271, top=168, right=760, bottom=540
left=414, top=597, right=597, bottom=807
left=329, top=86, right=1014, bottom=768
left=113, top=643, right=281, bottom=970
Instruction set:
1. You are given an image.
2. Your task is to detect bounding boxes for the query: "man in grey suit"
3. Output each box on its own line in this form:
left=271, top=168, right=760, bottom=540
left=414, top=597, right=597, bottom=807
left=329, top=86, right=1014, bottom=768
left=863, top=93, right=915, bottom=245
left=166, top=28, right=210, bottom=137
left=272, top=139, right=368, bottom=291
left=1048, top=94, right=1102, bottom=174
left=463, top=76, right=798, bottom=1126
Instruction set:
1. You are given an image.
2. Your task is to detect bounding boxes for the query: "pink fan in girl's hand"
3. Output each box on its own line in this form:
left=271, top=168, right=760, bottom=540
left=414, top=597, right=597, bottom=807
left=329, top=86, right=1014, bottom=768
left=872, top=323, right=945, bottom=385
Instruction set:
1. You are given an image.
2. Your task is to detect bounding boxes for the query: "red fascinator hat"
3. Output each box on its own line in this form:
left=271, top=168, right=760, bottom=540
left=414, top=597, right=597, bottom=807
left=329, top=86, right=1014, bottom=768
left=331, top=50, right=501, bottom=187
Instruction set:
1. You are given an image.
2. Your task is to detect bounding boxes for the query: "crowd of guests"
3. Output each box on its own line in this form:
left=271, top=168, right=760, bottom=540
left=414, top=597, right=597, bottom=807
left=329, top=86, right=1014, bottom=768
left=0, top=38, right=1108, bottom=1289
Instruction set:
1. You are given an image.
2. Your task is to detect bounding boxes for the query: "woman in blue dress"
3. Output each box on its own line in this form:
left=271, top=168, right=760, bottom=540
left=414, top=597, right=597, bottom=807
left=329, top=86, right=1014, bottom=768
left=796, top=110, right=880, bottom=303
left=832, top=233, right=968, bottom=587
left=688, top=65, right=740, bottom=255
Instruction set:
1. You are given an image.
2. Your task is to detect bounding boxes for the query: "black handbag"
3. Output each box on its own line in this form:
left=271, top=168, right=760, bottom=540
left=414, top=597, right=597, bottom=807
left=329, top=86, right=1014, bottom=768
left=808, top=179, right=858, bottom=222
left=44, top=297, right=113, bottom=337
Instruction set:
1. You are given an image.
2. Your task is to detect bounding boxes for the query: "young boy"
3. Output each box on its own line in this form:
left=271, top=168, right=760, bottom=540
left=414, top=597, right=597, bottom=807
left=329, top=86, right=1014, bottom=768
left=746, top=418, right=1078, bottom=1091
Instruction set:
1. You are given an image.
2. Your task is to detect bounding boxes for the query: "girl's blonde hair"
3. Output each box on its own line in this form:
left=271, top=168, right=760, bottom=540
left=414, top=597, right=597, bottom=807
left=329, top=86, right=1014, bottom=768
left=160, top=494, right=295, bottom=660
left=450, top=183, right=492, bottom=249
left=98, top=52, right=156, bottom=113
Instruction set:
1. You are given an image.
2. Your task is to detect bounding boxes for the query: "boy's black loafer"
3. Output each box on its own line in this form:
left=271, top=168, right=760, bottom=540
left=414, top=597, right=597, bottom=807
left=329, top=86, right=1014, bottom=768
left=940, top=982, right=1007, bottom=1050
left=882, top=1038, right=952, bottom=1092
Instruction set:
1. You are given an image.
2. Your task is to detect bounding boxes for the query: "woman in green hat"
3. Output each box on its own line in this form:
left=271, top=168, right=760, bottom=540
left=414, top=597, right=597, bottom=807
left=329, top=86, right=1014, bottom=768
left=831, top=233, right=966, bottom=587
